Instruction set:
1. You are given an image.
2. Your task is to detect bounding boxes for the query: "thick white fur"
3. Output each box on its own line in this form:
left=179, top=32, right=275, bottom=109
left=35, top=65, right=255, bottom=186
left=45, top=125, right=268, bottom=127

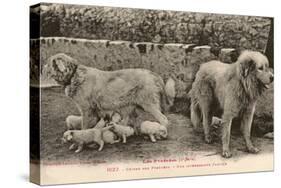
left=109, top=122, right=134, bottom=143
left=102, top=130, right=120, bottom=144
left=190, top=50, right=273, bottom=158
left=45, top=53, right=176, bottom=130
left=140, top=121, right=168, bottom=142
left=62, top=126, right=112, bottom=153
left=65, top=115, right=82, bottom=130
left=65, top=115, right=119, bottom=144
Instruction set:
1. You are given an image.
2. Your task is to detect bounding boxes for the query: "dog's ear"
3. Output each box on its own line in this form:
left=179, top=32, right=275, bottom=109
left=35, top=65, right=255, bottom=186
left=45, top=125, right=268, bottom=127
left=240, top=59, right=256, bottom=77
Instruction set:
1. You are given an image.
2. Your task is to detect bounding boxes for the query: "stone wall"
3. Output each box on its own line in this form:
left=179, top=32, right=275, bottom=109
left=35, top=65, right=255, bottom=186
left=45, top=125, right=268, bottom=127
left=32, top=3, right=271, bottom=53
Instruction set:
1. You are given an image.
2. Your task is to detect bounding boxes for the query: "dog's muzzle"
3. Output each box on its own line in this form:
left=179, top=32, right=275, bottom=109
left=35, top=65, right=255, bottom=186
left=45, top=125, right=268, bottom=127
left=269, top=73, right=274, bottom=83
left=262, top=72, right=274, bottom=89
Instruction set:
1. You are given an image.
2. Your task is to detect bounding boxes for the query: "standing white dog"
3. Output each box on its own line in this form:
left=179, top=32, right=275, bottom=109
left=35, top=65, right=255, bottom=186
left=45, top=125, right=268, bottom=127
left=190, top=50, right=273, bottom=158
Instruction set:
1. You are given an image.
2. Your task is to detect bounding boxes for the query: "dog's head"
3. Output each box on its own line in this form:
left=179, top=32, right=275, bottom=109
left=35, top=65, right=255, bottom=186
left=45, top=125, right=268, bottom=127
left=107, top=122, right=117, bottom=131
left=61, top=130, right=74, bottom=144
left=238, top=50, right=273, bottom=97
left=158, top=126, right=168, bottom=139
left=111, top=112, right=122, bottom=123
left=43, top=53, right=78, bottom=86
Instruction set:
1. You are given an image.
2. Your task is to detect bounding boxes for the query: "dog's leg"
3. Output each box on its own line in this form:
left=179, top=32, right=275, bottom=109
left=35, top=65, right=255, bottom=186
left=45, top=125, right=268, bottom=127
left=122, top=135, right=127, bottom=143
left=98, top=140, right=104, bottom=151
left=134, top=125, right=139, bottom=136
left=199, top=98, right=213, bottom=144
left=69, top=143, right=76, bottom=150
left=241, top=104, right=260, bottom=153
left=142, top=104, right=169, bottom=126
left=190, top=101, right=201, bottom=131
left=202, top=112, right=212, bottom=144
left=73, top=98, right=98, bottom=129
left=149, top=134, right=156, bottom=142
left=195, top=80, right=214, bottom=143
left=75, top=143, right=84, bottom=153
left=81, top=110, right=92, bottom=129
left=111, top=139, right=120, bottom=144
left=155, top=135, right=161, bottom=140
left=221, top=117, right=233, bottom=158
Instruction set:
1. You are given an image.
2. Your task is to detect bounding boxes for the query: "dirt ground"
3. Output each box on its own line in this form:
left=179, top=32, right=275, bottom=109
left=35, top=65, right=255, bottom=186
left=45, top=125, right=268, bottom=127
left=40, top=87, right=273, bottom=164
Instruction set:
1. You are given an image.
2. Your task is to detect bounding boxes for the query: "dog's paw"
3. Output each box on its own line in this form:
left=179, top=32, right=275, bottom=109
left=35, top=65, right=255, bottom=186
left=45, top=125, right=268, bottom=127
left=204, top=135, right=212, bottom=144
left=248, top=147, right=260, bottom=154
left=75, top=149, right=82, bottom=153
left=222, top=150, right=232, bottom=158
left=192, top=126, right=201, bottom=133
left=112, top=139, right=120, bottom=144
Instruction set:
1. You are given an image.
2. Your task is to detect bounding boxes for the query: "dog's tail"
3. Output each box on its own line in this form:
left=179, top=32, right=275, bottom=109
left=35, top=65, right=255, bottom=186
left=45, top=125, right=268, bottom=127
left=161, top=77, right=176, bottom=112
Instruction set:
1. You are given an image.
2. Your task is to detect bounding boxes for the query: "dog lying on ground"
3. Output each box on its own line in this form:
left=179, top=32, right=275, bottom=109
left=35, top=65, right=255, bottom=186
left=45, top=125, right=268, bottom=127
left=190, top=50, right=273, bottom=158
left=61, top=126, right=113, bottom=153
left=140, top=121, right=168, bottom=142
left=65, top=115, right=82, bottom=130
left=108, top=122, right=134, bottom=143
left=44, top=53, right=175, bottom=130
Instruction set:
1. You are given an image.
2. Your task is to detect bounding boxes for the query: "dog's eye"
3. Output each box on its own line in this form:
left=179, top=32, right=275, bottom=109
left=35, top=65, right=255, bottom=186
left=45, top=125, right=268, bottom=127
left=258, top=67, right=264, bottom=71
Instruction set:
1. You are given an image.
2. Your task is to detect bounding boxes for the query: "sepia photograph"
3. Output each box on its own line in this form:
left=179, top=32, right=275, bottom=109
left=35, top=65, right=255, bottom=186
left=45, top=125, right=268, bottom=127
left=29, top=2, right=274, bottom=185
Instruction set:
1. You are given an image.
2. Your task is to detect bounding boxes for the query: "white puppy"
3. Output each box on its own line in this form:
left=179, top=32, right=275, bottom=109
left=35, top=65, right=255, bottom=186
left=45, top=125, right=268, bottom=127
left=102, top=130, right=120, bottom=144
left=66, top=115, right=106, bottom=129
left=61, top=126, right=112, bottom=153
left=65, top=115, right=119, bottom=145
left=65, top=115, right=82, bottom=130
left=140, top=121, right=168, bottom=142
left=101, top=112, right=122, bottom=144
left=108, top=122, right=134, bottom=143
left=111, top=112, right=122, bottom=124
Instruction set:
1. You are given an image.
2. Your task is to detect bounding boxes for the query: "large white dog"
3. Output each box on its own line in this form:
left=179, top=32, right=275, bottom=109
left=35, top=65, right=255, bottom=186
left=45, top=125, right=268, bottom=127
left=190, top=50, right=273, bottom=158
left=44, top=53, right=175, bottom=129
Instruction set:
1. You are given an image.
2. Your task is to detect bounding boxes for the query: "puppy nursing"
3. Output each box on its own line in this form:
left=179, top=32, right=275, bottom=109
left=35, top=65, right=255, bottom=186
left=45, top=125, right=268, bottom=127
left=108, top=122, right=134, bottom=143
left=102, top=130, right=120, bottom=144
left=63, top=115, right=119, bottom=152
left=140, top=121, right=168, bottom=142
left=190, top=50, right=273, bottom=158
left=64, top=110, right=169, bottom=152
